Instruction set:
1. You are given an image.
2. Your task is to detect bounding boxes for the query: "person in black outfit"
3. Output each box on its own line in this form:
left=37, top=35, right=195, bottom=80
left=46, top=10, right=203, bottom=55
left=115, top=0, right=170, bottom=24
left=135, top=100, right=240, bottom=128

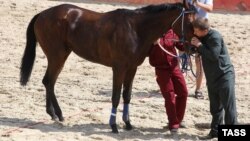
left=191, top=17, right=238, bottom=140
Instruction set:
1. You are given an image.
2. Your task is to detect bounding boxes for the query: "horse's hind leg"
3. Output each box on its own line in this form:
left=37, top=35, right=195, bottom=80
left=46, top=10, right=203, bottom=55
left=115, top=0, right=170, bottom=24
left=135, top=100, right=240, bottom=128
left=43, top=70, right=57, bottom=120
left=42, top=49, right=71, bottom=121
left=122, top=67, right=137, bottom=130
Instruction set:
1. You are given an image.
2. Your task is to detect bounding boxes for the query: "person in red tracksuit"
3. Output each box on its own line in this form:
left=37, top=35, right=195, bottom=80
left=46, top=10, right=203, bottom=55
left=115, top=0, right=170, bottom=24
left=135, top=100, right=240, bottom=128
left=149, top=29, right=188, bottom=132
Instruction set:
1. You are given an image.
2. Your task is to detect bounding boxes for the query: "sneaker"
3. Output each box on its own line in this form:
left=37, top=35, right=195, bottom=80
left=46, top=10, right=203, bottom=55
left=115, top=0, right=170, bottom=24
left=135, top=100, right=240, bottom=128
left=180, top=121, right=187, bottom=128
left=170, top=128, right=179, bottom=133
left=164, top=122, right=186, bottom=129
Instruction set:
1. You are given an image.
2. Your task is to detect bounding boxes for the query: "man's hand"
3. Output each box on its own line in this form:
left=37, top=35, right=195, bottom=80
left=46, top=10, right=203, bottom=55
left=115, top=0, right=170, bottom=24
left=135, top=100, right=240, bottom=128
left=191, top=37, right=202, bottom=48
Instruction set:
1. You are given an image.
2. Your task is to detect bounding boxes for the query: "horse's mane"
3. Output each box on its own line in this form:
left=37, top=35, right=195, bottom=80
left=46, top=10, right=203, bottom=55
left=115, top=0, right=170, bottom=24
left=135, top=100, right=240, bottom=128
left=106, top=2, right=197, bottom=18
left=107, top=3, right=183, bottom=17
left=136, top=3, right=184, bottom=14
left=135, top=2, right=197, bottom=14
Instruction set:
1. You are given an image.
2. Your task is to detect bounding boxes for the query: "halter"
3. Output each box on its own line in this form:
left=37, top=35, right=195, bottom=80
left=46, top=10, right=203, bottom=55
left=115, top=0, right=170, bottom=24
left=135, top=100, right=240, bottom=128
left=171, top=8, right=196, bottom=43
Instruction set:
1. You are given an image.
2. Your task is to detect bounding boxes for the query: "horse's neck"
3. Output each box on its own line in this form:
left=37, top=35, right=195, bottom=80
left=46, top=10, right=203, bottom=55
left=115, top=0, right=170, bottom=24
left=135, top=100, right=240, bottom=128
left=137, top=10, right=180, bottom=44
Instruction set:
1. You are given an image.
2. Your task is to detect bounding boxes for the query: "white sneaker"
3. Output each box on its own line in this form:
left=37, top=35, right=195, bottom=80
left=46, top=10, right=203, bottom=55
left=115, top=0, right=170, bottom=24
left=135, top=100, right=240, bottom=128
left=180, top=121, right=187, bottom=128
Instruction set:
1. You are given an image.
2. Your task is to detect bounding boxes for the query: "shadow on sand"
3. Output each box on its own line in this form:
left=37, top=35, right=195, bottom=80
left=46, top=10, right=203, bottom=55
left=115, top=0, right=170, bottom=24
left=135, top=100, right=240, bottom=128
left=0, top=117, right=198, bottom=140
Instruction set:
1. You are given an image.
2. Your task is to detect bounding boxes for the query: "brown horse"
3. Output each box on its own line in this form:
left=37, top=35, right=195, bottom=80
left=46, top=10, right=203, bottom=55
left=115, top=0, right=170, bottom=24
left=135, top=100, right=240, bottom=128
left=20, top=0, right=196, bottom=133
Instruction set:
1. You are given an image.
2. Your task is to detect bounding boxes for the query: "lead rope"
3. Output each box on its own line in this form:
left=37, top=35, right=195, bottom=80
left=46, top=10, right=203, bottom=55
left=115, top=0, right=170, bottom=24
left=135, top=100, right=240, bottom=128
left=157, top=40, right=189, bottom=73
left=157, top=40, right=202, bottom=80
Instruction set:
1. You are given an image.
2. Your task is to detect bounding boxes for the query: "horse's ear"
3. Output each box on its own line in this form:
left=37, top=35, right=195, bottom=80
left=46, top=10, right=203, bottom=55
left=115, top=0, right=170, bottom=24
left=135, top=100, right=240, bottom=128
left=183, top=0, right=190, bottom=9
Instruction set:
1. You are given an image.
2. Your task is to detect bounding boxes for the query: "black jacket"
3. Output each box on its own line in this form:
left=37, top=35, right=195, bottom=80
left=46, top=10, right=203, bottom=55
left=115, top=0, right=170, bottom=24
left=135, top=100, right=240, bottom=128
left=198, top=29, right=234, bottom=85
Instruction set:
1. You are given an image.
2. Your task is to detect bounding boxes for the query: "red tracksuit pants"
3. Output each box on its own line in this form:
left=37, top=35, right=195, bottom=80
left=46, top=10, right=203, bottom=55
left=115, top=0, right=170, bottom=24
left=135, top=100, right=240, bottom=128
left=155, top=67, right=188, bottom=129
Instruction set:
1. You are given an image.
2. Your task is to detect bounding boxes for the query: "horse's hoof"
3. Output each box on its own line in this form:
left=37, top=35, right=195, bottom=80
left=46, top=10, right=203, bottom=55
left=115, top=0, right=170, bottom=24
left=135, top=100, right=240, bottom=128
left=51, top=115, right=58, bottom=121
left=111, top=124, right=119, bottom=133
left=125, top=121, right=133, bottom=130
left=59, top=116, right=64, bottom=122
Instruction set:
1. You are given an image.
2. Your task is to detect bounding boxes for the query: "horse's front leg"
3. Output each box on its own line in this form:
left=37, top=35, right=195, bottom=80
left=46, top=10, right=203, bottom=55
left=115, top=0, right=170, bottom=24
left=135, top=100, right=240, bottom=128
left=109, top=67, right=126, bottom=133
left=122, top=67, right=137, bottom=130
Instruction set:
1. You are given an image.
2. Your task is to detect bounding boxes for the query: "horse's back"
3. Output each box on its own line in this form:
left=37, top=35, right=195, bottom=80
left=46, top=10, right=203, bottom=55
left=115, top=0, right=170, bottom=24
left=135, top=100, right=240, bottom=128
left=34, top=4, right=101, bottom=52
left=35, top=4, right=101, bottom=29
left=33, top=4, right=144, bottom=67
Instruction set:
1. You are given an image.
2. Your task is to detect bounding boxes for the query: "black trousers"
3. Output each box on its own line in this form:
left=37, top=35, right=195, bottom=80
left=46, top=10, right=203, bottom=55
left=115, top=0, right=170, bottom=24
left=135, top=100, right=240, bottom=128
left=207, top=73, right=238, bottom=131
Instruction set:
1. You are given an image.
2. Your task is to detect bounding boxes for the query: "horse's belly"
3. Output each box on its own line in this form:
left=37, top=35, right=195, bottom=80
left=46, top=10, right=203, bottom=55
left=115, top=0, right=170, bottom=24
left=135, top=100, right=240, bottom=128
left=71, top=48, right=112, bottom=67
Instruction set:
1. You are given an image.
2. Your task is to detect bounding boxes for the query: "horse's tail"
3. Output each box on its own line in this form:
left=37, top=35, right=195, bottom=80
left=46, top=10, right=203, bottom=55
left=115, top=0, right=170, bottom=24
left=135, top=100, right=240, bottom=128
left=20, top=14, right=40, bottom=86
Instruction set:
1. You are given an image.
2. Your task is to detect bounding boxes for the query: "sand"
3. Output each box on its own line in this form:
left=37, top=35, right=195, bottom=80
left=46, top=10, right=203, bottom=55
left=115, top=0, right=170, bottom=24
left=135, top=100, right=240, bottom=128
left=0, top=0, right=249, bottom=140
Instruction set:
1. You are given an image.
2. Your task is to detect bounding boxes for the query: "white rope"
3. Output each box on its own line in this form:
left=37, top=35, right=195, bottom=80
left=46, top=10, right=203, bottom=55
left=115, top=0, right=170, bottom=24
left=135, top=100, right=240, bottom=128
left=157, top=40, right=180, bottom=58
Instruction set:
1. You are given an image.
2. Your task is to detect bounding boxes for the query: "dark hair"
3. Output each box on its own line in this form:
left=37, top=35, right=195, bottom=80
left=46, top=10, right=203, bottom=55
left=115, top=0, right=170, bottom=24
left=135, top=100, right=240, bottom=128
left=192, top=17, right=210, bottom=30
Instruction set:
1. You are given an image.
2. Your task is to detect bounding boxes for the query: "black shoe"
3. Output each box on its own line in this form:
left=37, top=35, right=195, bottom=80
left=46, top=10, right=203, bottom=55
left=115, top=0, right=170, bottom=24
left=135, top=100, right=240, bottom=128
left=199, top=130, right=218, bottom=140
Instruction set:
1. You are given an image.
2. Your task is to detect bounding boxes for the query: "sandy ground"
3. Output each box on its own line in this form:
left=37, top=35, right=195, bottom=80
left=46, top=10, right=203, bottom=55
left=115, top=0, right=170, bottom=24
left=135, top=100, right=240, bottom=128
left=0, top=0, right=249, bottom=140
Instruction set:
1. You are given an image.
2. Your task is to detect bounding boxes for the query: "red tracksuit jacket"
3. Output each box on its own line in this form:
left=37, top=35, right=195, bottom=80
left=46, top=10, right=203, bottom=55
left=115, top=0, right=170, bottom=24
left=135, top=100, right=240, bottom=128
left=149, top=29, right=184, bottom=69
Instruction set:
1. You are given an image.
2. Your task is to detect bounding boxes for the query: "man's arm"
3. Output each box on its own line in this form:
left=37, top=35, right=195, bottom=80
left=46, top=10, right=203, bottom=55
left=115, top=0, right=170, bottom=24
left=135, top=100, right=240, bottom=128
left=198, top=36, right=222, bottom=62
left=194, top=0, right=213, bottom=12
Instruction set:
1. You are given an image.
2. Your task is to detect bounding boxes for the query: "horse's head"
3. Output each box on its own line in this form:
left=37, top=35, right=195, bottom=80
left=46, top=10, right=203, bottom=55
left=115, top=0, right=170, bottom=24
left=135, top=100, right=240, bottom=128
left=172, top=0, right=197, bottom=54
